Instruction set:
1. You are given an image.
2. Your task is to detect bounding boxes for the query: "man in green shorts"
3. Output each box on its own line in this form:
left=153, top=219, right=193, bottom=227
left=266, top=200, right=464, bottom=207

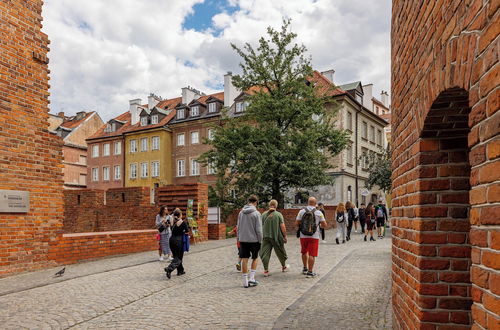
left=259, top=199, right=290, bottom=276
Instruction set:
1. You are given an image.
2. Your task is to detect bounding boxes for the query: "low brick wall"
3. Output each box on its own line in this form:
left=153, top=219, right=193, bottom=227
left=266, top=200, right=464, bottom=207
left=48, top=230, right=158, bottom=265
left=208, top=223, right=226, bottom=240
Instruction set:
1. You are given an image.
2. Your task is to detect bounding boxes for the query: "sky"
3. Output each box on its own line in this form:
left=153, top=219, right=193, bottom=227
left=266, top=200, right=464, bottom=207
left=43, top=0, right=391, bottom=121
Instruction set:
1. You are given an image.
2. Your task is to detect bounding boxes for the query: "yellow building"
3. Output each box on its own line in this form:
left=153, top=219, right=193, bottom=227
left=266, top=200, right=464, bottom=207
left=124, top=100, right=178, bottom=196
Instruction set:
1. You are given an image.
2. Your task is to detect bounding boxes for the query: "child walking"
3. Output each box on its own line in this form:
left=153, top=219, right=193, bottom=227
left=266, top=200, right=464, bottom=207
left=335, top=203, right=347, bottom=244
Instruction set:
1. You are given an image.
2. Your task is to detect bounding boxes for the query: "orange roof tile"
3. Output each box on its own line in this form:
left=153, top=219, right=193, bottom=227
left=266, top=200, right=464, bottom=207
left=87, top=112, right=131, bottom=140
left=59, top=112, right=95, bottom=129
left=123, top=108, right=177, bottom=134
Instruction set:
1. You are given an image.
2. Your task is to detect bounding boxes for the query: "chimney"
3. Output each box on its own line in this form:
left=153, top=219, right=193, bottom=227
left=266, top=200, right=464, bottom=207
left=321, top=69, right=335, bottom=83
left=129, top=98, right=142, bottom=125
left=181, top=86, right=203, bottom=105
left=224, top=72, right=239, bottom=107
left=362, top=84, right=374, bottom=111
left=381, top=91, right=389, bottom=108
left=58, top=111, right=65, bottom=118
left=148, top=93, right=161, bottom=109
left=75, top=111, right=86, bottom=120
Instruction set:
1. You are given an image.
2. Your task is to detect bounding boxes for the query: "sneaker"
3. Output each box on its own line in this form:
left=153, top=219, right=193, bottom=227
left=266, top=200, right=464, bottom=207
left=306, top=271, right=317, bottom=278
left=236, top=262, right=241, bottom=271
left=302, top=267, right=308, bottom=275
left=159, top=256, right=164, bottom=261
left=248, top=280, right=259, bottom=287
left=263, top=270, right=270, bottom=277
left=370, top=237, right=375, bottom=241
left=336, top=238, right=339, bottom=244
left=164, top=268, right=171, bottom=279
left=282, top=264, right=290, bottom=272
left=364, top=235, right=367, bottom=241
left=342, top=240, right=345, bottom=243
left=321, top=240, right=327, bottom=243
left=177, top=271, right=186, bottom=276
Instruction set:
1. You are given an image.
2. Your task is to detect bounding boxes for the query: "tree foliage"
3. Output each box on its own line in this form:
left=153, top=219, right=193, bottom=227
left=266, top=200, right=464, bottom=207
left=365, top=146, right=392, bottom=193
left=199, top=19, right=349, bottom=211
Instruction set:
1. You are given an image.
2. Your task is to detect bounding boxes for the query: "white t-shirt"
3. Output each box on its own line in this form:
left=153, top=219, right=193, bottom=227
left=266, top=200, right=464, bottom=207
left=296, top=206, right=326, bottom=239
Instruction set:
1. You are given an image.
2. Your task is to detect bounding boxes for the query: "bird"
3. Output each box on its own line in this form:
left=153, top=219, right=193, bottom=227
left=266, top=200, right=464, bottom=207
left=54, top=267, right=65, bottom=277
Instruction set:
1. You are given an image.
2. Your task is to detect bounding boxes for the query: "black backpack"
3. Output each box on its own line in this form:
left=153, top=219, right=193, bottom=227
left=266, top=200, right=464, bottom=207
left=300, top=208, right=318, bottom=236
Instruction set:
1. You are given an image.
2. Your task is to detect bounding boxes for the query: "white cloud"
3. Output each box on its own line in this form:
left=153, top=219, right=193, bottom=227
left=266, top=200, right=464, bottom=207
left=43, top=0, right=391, bottom=121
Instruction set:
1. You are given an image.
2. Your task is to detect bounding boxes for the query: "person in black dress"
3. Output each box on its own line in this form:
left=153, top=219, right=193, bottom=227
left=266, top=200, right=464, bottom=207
left=165, top=208, right=189, bottom=279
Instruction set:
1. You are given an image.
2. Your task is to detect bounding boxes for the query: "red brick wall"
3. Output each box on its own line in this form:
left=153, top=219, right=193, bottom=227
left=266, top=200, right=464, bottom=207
left=0, top=1, right=64, bottom=277
left=48, top=230, right=157, bottom=265
left=391, top=1, right=499, bottom=328
left=208, top=223, right=226, bottom=240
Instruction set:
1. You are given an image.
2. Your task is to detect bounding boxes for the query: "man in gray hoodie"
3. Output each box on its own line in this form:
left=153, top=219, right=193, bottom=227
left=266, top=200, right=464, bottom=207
left=237, top=194, right=263, bottom=288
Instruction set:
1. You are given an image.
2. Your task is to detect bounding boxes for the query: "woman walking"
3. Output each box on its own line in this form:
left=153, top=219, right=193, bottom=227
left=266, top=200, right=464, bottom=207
left=165, top=208, right=189, bottom=279
left=335, top=203, right=347, bottom=244
left=345, top=201, right=356, bottom=241
left=156, top=206, right=172, bottom=261
left=364, top=202, right=376, bottom=242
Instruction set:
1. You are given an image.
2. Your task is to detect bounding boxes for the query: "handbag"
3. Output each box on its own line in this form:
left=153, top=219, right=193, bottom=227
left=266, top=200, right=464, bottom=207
left=158, top=224, right=166, bottom=233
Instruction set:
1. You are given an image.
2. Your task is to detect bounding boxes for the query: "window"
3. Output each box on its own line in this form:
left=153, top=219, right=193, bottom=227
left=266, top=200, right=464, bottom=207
left=79, top=174, right=86, bottom=185
left=207, top=161, right=216, bottom=175
left=370, top=125, right=375, bottom=143
left=177, top=108, right=185, bottom=119
left=92, top=145, right=99, bottom=158
left=92, top=167, right=99, bottom=182
left=356, top=94, right=363, bottom=104
left=140, top=138, right=148, bottom=152
left=114, top=165, right=121, bottom=180
left=362, top=121, right=368, bottom=140
left=177, top=133, right=185, bottom=146
left=151, top=115, right=158, bottom=124
left=79, top=155, right=87, bottom=165
left=140, top=116, right=148, bottom=126
left=103, top=166, right=110, bottom=181
left=152, top=136, right=160, bottom=150
left=375, top=106, right=380, bottom=115
left=236, top=101, right=248, bottom=113
left=111, top=123, right=116, bottom=131
left=361, top=147, right=369, bottom=169
left=105, top=124, right=112, bottom=132
left=347, top=186, right=352, bottom=202
left=130, top=163, right=137, bottom=179
left=208, top=102, right=217, bottom=113
left=114, top=141, right=121, bottom=155
left=347, top=145, right=353, bottom=165
left=103, top=143, right=110, bottom=156
left=151, top=161, right=160, bottom=177
left=191, top=159, right=199, bottom=176
left=130, top=140, right=138, bottom=153
left=177, top=159, right=185, bottom=177
left=191, top=106, right=199, bottom=117
left=141, top=162, right=148, bottom=178
left=377, top=129, right=382, bottom=146
left=208, top=128, right=215, bottom=140
left=191, top=131, right=199, bottom=144
left=347, top=112, right=353, bottom=131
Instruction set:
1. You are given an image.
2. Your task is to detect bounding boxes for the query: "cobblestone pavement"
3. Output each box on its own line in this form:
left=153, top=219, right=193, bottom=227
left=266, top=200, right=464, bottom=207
left=0, top=229, right=392, bottom=329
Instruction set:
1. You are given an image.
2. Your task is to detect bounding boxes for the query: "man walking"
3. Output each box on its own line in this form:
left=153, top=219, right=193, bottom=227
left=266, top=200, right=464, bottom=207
left=375, top=199, right=388, bottom=239
left=259, top=200, right=290, bottom=276
left=237, top=195, right=263, bottom=288
left=296, top=196, right=326, bottom=278
left=358, top=203, right=366, bottom=235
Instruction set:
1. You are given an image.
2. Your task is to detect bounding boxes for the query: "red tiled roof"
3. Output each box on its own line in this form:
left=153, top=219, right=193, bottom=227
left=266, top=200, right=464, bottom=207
left=192, top=92, right=224, bottom=105
left=157, top=97, right=182, bottom=110
left=311, top=71, right=346, bottom=97
left=87, top=112, right=131, bottom=140
left=372, top=97, right=389, bottom=109
left=59, top=111, right=95, bottom=129
left=123, top=108, right=177, bottom=134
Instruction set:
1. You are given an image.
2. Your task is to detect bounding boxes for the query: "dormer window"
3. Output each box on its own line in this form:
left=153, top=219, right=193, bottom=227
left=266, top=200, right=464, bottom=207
left=111, top=123, right=116, bottom=131
left=208, top=102, right=217, bottom=113
left=236, top=101, right=247, bottom=113
left=355, top=94, right=363, bottom=104
left=151, top=115, right=159, bottom=124
left=105, top=124, right=112, bottom=132
left=140, top=117, right=148, bottom=126
left=177, top=108, right=185, bottom=119
left=191, top=106, right=199, bottom=117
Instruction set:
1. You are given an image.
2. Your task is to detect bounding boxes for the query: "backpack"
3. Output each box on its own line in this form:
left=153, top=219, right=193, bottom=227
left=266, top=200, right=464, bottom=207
left=300, top=208, right=318, bottom=236
left=376, top=207, right=384, bottom=218
left=336, top=212, right=345, bottom=223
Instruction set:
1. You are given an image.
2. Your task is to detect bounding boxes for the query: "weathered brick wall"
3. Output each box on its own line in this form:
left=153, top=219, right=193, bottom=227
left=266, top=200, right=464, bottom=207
left=0, top=1, right=64, bottom=277
left=391, top=0, right=499, bottom=328
left=48, top=230, right=157, bottom=265
left=208, top=223, right=226, bottom=240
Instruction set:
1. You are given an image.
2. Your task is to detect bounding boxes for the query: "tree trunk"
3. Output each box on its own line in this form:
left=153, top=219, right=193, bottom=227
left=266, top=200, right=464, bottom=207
left=272, top=180, right=285, bottom=208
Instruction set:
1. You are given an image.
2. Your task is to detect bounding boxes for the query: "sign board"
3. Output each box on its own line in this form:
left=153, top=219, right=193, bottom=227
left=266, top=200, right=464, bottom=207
left=361, top=188, right=370, bottom=197
left=0, top=190, right=29, bottom=213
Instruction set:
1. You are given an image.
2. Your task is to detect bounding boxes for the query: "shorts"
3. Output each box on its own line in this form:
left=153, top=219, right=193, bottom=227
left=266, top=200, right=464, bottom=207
left=239, top=242, right=261, bottom=259
left=366, top=219, right=376, bottom=230
left=376, top=218, right=385, bottom=227
left=300, top=238, right=319, bottom=257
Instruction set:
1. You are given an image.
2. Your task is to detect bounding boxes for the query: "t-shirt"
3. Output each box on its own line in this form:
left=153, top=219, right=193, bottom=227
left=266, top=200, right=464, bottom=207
left=296, top=206, right=326, bottom=240
left=262, top=210, right=284, bottom=242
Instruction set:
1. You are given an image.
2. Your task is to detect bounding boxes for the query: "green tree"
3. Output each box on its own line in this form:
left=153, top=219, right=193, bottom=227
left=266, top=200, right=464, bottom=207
left=199, top=19, right=348, bottom=210
left=365, top=147, right=392, bottom=193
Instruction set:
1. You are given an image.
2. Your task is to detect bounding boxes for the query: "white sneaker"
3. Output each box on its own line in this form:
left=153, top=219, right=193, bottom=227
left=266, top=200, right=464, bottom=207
left=282, top=264, right=290, bottom=272
left=321, top=240, right=326, bottom=243
left=159, top=256, right=164, bottom=261
left=167, top=257, right=173, bottom=261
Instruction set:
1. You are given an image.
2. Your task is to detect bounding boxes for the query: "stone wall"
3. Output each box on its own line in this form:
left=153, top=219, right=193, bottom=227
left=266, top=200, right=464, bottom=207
left=391, top=0, right=499, bottom=328
left=0, top=1, right=64, bottom=277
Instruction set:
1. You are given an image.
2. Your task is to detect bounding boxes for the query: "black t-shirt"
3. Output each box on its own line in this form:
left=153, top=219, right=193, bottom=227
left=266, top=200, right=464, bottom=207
left=358, top=208, right=366, bottom=221
left=171, top=219, right=189, bottom=237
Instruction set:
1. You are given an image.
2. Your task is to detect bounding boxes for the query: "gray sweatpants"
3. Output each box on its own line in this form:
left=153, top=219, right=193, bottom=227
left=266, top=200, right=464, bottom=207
left=336, top=221, right=347, bottom=240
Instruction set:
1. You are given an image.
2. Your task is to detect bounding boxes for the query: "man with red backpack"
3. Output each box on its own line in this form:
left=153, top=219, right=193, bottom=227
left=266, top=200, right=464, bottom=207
left=375, top=199, right=388, bottom=239
left=295, top=197, right=326, bottom=278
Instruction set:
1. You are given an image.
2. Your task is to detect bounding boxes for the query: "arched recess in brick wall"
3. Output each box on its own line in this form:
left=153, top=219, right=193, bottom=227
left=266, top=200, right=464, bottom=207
left=415, top=87, right=473, bottom=326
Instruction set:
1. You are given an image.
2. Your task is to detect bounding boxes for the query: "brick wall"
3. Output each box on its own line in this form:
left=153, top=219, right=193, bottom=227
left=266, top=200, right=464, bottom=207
left=391, top=1, right=499, bottom=329
left=0, top=1, right=64, bottom=277
left=208, top=223, right=226, bottom=240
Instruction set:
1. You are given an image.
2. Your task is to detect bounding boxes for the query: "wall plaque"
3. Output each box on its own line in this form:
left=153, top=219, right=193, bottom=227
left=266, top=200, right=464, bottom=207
left=0, top=190, right=30, bottom=213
